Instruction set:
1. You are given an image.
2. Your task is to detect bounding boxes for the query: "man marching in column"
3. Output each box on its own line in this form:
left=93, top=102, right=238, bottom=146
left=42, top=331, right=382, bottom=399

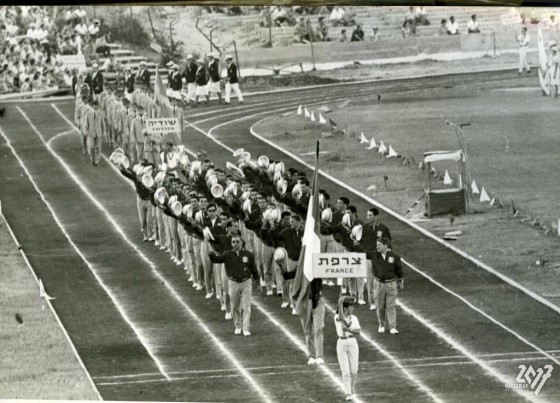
left=225, top=55, right=244, bottom=105
left=83, top=99, right=105, bottom=166
left=182, top=54, right=197, bottom=105
left=209, top=234, right=261, bottom=336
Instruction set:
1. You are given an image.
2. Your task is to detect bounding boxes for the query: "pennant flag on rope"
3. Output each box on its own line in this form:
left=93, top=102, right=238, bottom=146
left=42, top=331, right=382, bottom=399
left=367, top=137, right=378, bottom=150
left=443, top=170, right=453, bottom=185
left=387, top=145, right=399, bottom=158
left=359, top=132, right=368, bottom=144
left=304, top=108, right=310, bottom=118
left=489, top=198, right=496, bottom=206
left=479, top=187, right=491, bottom=202
left=297, top=105, right=302, bottom=115
left=378, top=141, right=387, bottom=154
left=471, top=180, right=479, bottom=194
left=319, top=113, right=326, bottom=124
left=310, top=111, right=316, bottom=122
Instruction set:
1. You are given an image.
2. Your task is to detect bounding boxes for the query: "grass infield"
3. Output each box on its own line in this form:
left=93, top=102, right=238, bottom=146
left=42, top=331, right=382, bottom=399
left=0, top=211, right=98, bottom=400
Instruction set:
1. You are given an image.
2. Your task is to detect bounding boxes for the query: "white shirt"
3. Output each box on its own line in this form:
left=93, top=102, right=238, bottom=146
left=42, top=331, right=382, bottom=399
left=446, top=21, right=459, bottom=34
left=334, top=314, right=361, bottom=338
left=467, top=20, right=480, bottom=32
left=518, top=33, right=530, bottom=47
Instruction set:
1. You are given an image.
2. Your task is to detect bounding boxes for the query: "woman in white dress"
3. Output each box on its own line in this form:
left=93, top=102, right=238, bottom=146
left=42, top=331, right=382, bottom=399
left=335, top=296, right=361, bottom=401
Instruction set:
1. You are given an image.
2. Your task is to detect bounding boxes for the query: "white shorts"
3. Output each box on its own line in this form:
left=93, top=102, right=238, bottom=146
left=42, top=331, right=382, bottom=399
left=207, top=80, right=221, bottom=93
left=195, top=85, right=208, bottom=96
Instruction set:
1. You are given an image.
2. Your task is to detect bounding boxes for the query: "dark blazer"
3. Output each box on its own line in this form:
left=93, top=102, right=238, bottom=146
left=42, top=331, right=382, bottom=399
left=227, top=62, right=239, bottom=84
left=124, top=74, right=135, bottom=93
left=137, top=68, right=151, bottom=87
left=208, top=60, right=220, bottom=82
left=183, top=62, right=197, bottom=83
left=91, top=71, right=104, bottom=94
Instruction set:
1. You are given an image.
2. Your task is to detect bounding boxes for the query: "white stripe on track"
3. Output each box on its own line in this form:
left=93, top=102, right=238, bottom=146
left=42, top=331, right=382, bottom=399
left=0, top=196, right=103, bottom=401
left=247, top=115, right=560, bottom=316
left=46, top=129, right=76, bottom=145
left=4, top=114, right=172, bottom=382
left=188, top=110, right=547, bottom=403
left=29, top=105, right=273, bottom=403
left=403, top=259, right=560, bottom=366
left=246, top=116, right=560, bottom=363
left=327, top=302, right=446, bottom=403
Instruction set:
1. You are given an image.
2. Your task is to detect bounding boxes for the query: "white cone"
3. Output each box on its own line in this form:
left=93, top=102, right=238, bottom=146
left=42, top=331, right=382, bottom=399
left=387, top=145, right=399, bottom=158
left=479, top=187, right=491, bottom=202
left=367, top=137, right=378, bottom=150
left=443, top=170, right=453, bottom=185
left=359, top=132, right=368, bottom=144
left=39, top=279, right=55, bottom=300
left=310, top=111, right=316, bottom=122
left=319, top=114, right=326, bottom=124
left=297, top=105, right=302, bottom=115
left=378, top=141, right=387, bottom=154
left=304, top=108, right=310, bottom=118
left=471, top=180, right=479, bottom=194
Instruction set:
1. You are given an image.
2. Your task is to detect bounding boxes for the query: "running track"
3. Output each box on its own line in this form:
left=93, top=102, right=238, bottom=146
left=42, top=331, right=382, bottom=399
left=1, top=70, right=559, bottom=402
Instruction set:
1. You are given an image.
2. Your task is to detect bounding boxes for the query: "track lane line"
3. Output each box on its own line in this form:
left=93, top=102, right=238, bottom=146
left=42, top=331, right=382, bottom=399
left=0, top=124, right=170, bottom=382
left=247, top=116, right=560, bottom=364
left=247, top=114, right=560, bottom=317
left=51, top=102, right=364, bottom=401
left=22, top=105, right=273, bottom=403
left=190, top=110, right=544, bottom=403
left=0, top=198, right=103, bottom=401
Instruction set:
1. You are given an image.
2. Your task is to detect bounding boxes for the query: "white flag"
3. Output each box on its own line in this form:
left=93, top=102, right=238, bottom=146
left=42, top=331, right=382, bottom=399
left=378, top=141, right=387, bottom=154
left=387, top=145, right=398, bottom=158
left=319, top=114, right=326, bottom=124
left=443, top=170, right=453, bottom=185
left=480, top=187, right=490, bottom=202
left=310, top=111, right=316, bottom=122
left=471, top=180, right=479, bottom=194
left=367, top=137, right=378, bottom=150
left=359, top=132, right=368, bottom=144
left=304, top=108, right=310, bottom=118
left=297, top=105, right=302, bottom=115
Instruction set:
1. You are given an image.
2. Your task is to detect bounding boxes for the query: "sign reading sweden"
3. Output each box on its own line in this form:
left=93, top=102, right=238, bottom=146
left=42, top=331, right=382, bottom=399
left=146, top=118, right=180, bottom=135
left=312, top=253, right=367, bottom=278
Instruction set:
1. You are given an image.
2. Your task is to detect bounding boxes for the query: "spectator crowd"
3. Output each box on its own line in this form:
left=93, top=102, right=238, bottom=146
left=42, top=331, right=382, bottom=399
left=0, top=6, right=113, bottom=95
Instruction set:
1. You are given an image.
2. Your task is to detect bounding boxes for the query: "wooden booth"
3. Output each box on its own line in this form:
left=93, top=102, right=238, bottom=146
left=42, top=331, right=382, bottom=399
left=424, top=150, right=467, bottom=217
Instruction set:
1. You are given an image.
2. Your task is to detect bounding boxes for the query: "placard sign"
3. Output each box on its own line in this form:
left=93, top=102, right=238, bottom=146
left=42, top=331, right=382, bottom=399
left=312, top=253, right=367, bottom=278
left=501, top=13, right=522, bottom=25
left=145, top=118, right=180, bottom=135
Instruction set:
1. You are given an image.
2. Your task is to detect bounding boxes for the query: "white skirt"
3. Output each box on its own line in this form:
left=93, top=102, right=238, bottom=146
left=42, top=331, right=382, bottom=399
left=207, top=80, right=221, bottom=93
left=195, top=84, right=208, bottom=96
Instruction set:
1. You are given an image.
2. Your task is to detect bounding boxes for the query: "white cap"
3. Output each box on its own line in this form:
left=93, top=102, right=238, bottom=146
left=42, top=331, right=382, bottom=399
left=186, top=54, right=193, bottom=59
left=225, top=54, right=233, bottom=60
left=92, top=63, right=99, bottom=69
left=207, top=52, right=214, bottom=58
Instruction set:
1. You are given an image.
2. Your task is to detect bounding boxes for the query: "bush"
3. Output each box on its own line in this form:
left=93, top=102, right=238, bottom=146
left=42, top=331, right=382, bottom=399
left=109, top=15, right=150, bottom=47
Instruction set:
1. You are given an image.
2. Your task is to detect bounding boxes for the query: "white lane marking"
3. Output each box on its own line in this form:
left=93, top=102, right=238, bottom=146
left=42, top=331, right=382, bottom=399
left=24, top=106, right=273, bottom=403
left=93, top=348, right=560, bottom=380
left=246, top=117, right=560, bottom=316
left=251, top=301, right=367, bottom=403
left=192, top=112, right=542, bottom=403
left=96, top=353, right=558, bottom=387
left=321, top=302, right=445, bottom=403
left=0, top=123, right=170, bottom=381
left=0, top=197, right=102, bottom=401
left=46, top=129, right=76, bottom=145
left=403, top=259, right=560, bottom=366
left=396, top=301, right=542, bottom=403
